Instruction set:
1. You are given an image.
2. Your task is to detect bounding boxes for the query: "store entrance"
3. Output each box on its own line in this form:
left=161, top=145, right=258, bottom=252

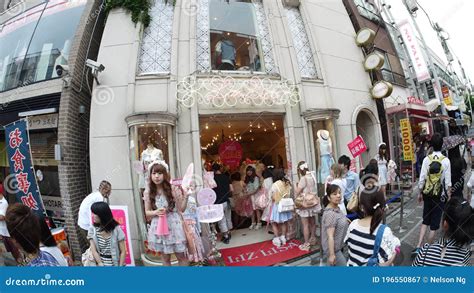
left=199, top=114, right=288, bottom=250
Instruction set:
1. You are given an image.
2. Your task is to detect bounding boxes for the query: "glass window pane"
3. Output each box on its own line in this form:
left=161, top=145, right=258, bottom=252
left=20, top=0, right=86, bottom=85
left=210, top=0, right=264, bottom=71
left=0, top=3, right=46, bottom=91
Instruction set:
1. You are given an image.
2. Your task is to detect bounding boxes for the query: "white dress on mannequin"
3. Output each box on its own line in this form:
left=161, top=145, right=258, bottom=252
left=139, top=146, right=164, bottom=189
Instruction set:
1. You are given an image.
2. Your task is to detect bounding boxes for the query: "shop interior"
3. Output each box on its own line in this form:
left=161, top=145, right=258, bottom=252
left=200, top=114, right=287, bottom=248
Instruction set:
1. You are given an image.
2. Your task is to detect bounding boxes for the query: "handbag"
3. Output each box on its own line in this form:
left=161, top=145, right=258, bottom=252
left=81, top=247, right=97, bottom=267
left=346, top=187, right=360, bottom=213
left=254, top=188, right=268, bottom=210
left=276, top=182, right=294, bottom=213
left=367, top=225, right=386, bottom=266
left=295, top=176, right=320, bottom=209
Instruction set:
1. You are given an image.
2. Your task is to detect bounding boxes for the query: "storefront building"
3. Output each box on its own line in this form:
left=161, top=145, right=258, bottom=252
left=90, top=0, right=382, bottom=264
left=0, top=0, right=105, bottom=261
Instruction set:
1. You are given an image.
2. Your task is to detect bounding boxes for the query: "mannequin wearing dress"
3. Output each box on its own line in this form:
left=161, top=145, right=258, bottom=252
left=139, top=144, right=164, bottom=190
left=316, top=130, right=335, bottom=184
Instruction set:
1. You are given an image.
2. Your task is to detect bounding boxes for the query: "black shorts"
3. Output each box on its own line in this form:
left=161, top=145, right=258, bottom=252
left=422, top=197, right=444, bottom=231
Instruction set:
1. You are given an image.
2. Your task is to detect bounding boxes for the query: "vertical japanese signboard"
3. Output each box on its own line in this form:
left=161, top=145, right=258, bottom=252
left=4, top=119, right=45, bottom=216
left=110, top=205, right=135, bottom=266
left=398, top=20, right=430, bottom=83
left=400, top=118, right=414, bottom=162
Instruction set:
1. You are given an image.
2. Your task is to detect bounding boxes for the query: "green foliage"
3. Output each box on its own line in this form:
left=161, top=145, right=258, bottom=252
left=105, top=0, right=152, bottom=27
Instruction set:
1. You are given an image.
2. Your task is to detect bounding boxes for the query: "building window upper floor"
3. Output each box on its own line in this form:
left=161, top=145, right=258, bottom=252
left=0, top=0, right=87, bottom=92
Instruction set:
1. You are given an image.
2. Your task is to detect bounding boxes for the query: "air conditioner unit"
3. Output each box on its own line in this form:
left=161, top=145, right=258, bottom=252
left=282, top=0, right=300, bottom=8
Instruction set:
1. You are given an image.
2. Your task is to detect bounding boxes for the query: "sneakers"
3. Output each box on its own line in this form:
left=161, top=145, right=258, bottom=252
left=298, top=242, right=311, bottom=251
left=222, top=235, right=230, bottom=244
left=255, top=223, right=262, bottom=230
left=249, top=223, right=256, bottom=230
left=279, top=235, right=287, bottom=246
left=272, top=237, right=282, bottom=247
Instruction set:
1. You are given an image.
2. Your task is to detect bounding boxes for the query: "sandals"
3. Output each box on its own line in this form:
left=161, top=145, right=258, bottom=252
left=298, top=242, right=311, bottom=251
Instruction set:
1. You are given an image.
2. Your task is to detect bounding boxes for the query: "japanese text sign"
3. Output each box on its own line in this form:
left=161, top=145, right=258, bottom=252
left=4, top=119, right=45, bottom=216
left=218, top=141, right=243, bottom=169
left=400, top=118, right=414, bottom=162
left=347, top=135, right=367, bottom=158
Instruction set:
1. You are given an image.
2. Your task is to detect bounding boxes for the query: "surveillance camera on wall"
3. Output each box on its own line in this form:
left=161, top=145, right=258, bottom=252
left=55, top=64, right=69, bottom=77
left=86, top=59, right=105, bottom=73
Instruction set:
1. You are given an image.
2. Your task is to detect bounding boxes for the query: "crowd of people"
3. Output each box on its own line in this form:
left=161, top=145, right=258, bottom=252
left=0, top=134, right=473, bottom=267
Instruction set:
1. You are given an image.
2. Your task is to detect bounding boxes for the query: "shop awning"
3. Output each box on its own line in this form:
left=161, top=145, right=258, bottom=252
left=425, top=99, right=440, bottom=112
left=385, top=103, right=430, bottom=116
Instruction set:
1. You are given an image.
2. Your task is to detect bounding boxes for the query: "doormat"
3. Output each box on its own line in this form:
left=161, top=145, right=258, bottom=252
left=219, top=239, right=309, bottom=266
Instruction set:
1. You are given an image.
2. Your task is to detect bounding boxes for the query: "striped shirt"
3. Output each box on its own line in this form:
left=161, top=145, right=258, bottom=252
left=344, top=220, right=400, bottom=266
left=96, top=228, right=113, bottom=266
left=412, top=238, right=471, bottom=267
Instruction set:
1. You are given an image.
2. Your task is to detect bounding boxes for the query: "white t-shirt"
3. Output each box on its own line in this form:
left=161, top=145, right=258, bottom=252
left=77, top=191, right=104, bottom=231
left=0, top=197, right=9, bottom=237
left=40, top=245, right=68, bottom=266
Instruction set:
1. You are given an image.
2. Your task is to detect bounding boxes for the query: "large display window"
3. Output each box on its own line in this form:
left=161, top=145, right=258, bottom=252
left=209, top=0, right=264, bottom=72
left=128, top=122, right=175, bottom=262
left=0, top=0, right=86, bottom=92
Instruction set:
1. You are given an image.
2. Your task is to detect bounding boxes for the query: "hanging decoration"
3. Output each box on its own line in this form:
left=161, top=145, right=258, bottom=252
left=176, top=75, right=301, bottom=108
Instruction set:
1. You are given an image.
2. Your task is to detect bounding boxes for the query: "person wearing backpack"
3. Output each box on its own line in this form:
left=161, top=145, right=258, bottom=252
left=412, top=133, right=452, bottom=257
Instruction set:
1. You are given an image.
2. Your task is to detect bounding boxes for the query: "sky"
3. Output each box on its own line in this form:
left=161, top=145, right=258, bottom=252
left=385, top=0, right=474, bottom=89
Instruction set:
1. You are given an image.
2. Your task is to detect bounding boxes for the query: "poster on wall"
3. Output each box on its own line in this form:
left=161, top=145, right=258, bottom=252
left=110, top=205, right=135, bottom=266
left=441, top=85, right=453, bottom=106
left=4, top=119, right=45, bottom=217
left=400, top=118, right=414, bottom=162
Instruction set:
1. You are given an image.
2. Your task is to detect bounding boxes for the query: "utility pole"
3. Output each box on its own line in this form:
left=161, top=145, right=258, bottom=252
left=380, top=0, right=421, bottom=98
left=402, top=0, right=450, bottom=137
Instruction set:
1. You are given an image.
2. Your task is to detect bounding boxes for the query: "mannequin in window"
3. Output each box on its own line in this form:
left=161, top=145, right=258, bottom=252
left=139, top=138, right=164, bottom=191
left=316, top=130, right=335, bottom=184
left=214, top=34, right=236, bottom=70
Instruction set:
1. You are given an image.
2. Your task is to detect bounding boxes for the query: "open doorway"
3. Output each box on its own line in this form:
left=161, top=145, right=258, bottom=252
left=199, top=114, right=288, bottom=250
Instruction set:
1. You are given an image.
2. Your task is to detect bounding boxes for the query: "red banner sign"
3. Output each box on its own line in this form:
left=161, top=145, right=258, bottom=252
left=407, top=96, right=425, bottom=105
left=347, top=135, right=367, bottom=158
left=218, top=141, right=243, bottom=169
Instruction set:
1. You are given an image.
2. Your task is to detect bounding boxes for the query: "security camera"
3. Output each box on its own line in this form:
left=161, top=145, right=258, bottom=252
left=55, top=64, right=69, bottom=77
left=86, top=59, right=105, bottom=73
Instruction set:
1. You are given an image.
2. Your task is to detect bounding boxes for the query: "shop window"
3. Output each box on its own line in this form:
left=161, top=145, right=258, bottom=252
left=377, top=50, right=406, bottom=86
left=138, top=0, right=174, bottom=74
left=0, top=0, right=86, bottom=92
left=311, top=119, right=337, bottom=195
left=209, top=0, right=264, bottom=71
left=284, top=6, right=318, bottom=79
left=128, top=123, right=174, bottom=262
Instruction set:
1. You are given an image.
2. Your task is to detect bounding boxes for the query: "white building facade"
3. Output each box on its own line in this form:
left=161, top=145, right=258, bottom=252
left=90, top=0, right=382, bottom=264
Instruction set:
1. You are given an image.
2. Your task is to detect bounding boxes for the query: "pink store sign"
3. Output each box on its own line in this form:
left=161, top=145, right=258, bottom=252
left=218, top=141, right=243, bottom=169
left=110, top=205, right=135, bottom=266
left=347, top=135, right=367, bottom=158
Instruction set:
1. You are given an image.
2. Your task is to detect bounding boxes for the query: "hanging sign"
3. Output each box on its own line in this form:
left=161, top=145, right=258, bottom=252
left=197, top=204, right=224, bottom=223
left=371, top=81, right=393, bottom=99
left=400, top=118, right=414, bottom=161
left=355, top=28, right=376, bottom=47
left=347, top=135, right=367, bottom=158
left=4, top=119, right=45, bottom=217
left=364, top=52, right=385, bottom=71
left=398, top=20, right=430, bottom=82
left=441, top=85, right=453, bottom=106
left=218, top=141, right=243, bottom=169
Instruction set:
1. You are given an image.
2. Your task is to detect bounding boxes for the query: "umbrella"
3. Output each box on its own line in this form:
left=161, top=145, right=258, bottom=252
left=442, top=135, right=465, bottom=151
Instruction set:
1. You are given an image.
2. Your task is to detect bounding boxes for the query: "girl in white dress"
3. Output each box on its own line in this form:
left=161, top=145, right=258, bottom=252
left=374, top=143, right=388, bottom=197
